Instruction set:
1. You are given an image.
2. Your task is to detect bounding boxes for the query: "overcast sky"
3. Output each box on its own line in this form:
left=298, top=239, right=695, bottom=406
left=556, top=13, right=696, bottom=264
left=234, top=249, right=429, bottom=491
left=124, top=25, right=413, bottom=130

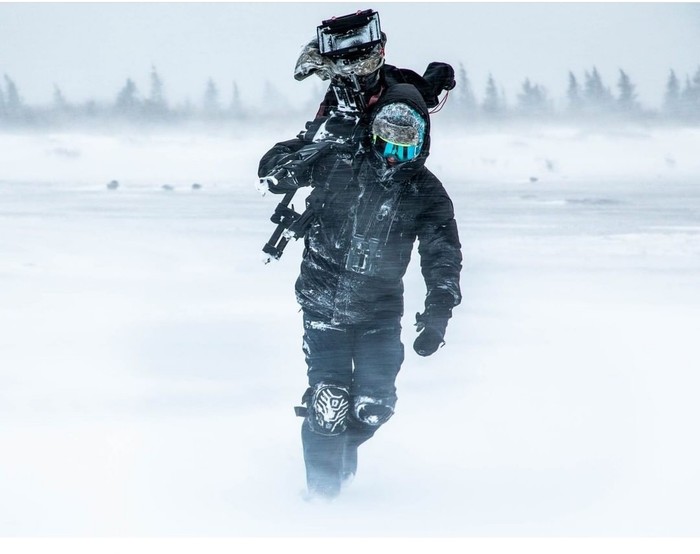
left=1, top=2, right=699, bottom=110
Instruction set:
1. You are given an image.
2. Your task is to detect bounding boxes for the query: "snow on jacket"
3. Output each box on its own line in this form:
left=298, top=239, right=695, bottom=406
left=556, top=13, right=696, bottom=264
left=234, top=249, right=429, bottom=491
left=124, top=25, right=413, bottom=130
left=258, top=83, right=462, bottom=325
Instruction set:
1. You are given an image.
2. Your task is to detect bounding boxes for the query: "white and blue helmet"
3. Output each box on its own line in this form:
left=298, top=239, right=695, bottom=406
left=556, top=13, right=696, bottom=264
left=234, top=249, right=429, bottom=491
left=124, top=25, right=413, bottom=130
left=370, top=102, right=426, bottom=163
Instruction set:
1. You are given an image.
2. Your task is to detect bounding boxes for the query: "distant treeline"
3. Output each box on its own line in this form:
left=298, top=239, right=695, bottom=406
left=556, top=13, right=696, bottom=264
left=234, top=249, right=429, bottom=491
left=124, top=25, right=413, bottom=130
left=444, top=64, right=700, bottom=125
left=1, top=64, right=699, bottom=128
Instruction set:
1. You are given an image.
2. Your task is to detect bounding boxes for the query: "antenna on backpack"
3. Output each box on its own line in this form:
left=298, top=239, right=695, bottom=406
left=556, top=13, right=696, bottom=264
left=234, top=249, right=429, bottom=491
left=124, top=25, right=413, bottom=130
left=430, top=90, right=450, bottom=114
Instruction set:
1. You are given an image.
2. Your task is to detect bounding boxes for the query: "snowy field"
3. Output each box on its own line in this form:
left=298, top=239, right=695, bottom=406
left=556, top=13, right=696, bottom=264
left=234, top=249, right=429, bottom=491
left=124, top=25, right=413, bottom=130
left=1, top=122, right=700, bottom=537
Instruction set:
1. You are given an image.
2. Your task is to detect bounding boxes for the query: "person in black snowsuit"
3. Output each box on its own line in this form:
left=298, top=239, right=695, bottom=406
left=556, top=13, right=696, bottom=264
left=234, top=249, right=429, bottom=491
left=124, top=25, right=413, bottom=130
left=258, top=10, right=461, bottom=499
left=258, top=81, right=462, bottom=499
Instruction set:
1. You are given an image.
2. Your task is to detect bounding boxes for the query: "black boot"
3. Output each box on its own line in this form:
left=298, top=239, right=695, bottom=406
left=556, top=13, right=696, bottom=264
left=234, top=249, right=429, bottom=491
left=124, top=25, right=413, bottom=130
left=340, top=438, right=358, bottom=485
left=301, top=421, right=345, bottom=499
left=340, top=421, right=377, bottom=486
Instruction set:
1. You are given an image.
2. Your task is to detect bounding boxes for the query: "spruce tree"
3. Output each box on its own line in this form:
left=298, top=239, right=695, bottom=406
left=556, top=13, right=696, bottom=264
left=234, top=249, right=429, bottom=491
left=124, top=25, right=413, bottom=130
left=567, top=71, right=583, bottom=114
left=616, top=69, right=640, bottom=115
left=145, top=66, right=167, bottom=119
left=230, top=80, right=243, bottom=118
left=690, top=66, right=700, bottom=119
left=583, top=67, right=613, bottom=113
left=680, top=73, right=699, bottom=120
left=53, top=84, right=68, bottom=110
left=482, top=74, right=503, bottom=117
left=455, top=63, right=477, bottom=116
left=663, top=69, right=681, bottom=118
left=115, top=78, right=140, bottom=117
left=3, top=74, right=23, bottom=119
left=203, top=78, right=220, bottom=116
left=517, top=78, right=548, bottom=116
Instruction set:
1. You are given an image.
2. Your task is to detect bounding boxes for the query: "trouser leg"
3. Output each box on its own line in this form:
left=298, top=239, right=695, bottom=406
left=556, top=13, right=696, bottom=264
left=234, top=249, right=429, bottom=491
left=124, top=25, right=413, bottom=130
left=300, top=315, right=353, bottom=497
left=343, top=319, right=404, bottom=479
left=301, top=419, right=347, bottom=497
left=299, top=314, right=404, bottom=494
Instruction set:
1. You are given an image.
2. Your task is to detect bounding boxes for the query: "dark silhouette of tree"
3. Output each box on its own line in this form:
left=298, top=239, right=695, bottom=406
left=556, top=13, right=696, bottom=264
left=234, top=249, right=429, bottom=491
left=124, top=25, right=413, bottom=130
left=6, top=62, right=700, bottom=128
left=203, top=78, right=220, bottom=116
left=663, top=69, right=681, bottom=118
left=517, top=78, right=550, bottom=117
left=567, top=71, right=583, bottom=114
left=115, top=78, right=140, bottom=117
left=49, top=84, right=73, bottom=124
left=616, top=69, right=641, bottom=115
left=482, top=74, right=505, bottom=117
left=3, top=74, right=24, bottom=120
left=454, top=63, right=477, bottom=117
left=230, top=80, right=243, bottom=118
left=53, top=84, right=69, bottom=110
left=144, top=66, right=168, bottom=119
left=681, top=66, right=700, bottom=120
left=583, top=67, right=614, bottom=113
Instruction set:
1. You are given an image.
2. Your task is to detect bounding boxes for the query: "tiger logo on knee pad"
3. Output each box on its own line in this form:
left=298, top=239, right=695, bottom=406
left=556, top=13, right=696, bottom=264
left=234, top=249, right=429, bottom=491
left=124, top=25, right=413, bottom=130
left=308, top=383, right=350, bottom=435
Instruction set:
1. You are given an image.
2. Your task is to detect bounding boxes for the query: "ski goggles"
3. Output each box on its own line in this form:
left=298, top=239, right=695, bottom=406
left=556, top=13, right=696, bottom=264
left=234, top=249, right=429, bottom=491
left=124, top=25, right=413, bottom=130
left=371, top=134, right=420, bottom=162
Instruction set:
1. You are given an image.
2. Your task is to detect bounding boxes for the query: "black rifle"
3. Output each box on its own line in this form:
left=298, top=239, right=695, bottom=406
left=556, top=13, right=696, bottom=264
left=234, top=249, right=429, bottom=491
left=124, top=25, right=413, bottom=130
left=260, top=74, right=367, bottom=263
left=260, top=141, right=335, bottom=263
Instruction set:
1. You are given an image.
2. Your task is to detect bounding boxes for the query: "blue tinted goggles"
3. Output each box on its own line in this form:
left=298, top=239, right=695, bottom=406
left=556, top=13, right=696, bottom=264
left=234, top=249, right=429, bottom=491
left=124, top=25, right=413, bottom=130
left=372, top=134, right=419, bottom=162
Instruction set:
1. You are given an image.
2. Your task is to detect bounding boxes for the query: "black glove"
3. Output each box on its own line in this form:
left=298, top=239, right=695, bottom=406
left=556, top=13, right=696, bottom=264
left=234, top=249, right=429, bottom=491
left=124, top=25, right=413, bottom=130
left=413, top=311, right=449, bottom=357
left=262, top=157, right=313, bottom=194
left=265, top=175, right=299, bottom=194
left=423, top=62, right=456, bottom=93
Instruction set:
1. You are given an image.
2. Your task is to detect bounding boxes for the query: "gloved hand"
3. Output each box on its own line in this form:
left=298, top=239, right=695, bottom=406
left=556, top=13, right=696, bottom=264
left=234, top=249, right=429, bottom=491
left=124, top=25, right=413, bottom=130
left=413, top=311, right=449, bottom=356
left=423, top=62, right=456, bottom=92
left=261, top=157, right=312, bottom=194
left=264, top=174, right=300, bottom=194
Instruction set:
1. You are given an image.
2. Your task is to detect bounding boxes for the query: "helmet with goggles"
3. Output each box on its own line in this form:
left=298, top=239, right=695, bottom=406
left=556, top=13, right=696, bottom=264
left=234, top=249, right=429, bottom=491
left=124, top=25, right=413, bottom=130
left=371, top=102, right=426, bottom=164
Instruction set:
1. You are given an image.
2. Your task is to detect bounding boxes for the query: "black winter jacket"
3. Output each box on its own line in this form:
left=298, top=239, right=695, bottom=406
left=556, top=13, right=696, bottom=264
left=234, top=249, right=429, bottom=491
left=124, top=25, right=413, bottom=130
left=258, top=83, right=462, bottom=326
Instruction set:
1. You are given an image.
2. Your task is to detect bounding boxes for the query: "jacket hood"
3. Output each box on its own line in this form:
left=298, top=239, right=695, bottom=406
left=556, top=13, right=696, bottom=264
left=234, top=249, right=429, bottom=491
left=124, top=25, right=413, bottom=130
left=372, top=83, right=431, bottom=155
left=363, top=83, right=432, bottom=184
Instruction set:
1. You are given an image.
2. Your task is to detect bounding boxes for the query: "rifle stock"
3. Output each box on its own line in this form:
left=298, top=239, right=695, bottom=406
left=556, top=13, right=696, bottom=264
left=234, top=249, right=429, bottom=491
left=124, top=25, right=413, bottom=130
left=261, top=75, right=367, bottom=263
left=260, top=142, right=335, bottom=263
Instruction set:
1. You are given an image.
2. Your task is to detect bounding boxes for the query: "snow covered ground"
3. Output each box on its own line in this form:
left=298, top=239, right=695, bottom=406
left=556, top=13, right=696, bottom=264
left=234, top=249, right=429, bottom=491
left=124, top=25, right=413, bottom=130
left=1, top=122, right=699, bottom=537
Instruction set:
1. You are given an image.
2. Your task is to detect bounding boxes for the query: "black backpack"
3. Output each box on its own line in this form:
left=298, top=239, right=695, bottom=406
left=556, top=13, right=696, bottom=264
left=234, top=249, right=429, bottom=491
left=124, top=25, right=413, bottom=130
left=384, top=62, right=456, bottom=110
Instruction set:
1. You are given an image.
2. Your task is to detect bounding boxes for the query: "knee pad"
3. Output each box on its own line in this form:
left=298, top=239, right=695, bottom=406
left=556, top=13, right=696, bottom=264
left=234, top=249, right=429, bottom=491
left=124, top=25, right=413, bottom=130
left=306, top=382, right=350, bottom=436
left=352, top=395, right=396, bottom=427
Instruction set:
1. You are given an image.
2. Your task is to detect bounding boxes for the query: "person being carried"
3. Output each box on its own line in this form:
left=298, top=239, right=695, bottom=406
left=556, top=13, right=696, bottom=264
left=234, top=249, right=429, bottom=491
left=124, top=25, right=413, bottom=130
left=293, top=9, right=456, bottom=143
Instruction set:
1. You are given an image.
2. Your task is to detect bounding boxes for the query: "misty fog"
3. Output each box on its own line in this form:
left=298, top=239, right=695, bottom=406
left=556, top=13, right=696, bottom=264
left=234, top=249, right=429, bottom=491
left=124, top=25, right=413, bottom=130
left=2, top=2, right=700, bottom=123
left=2, top=1, right=700, bottom=542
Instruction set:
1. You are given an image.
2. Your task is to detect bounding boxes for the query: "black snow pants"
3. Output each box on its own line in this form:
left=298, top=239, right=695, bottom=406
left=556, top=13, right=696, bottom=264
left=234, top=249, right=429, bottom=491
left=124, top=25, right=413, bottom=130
left=300, top=311, right=404, bottom=497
